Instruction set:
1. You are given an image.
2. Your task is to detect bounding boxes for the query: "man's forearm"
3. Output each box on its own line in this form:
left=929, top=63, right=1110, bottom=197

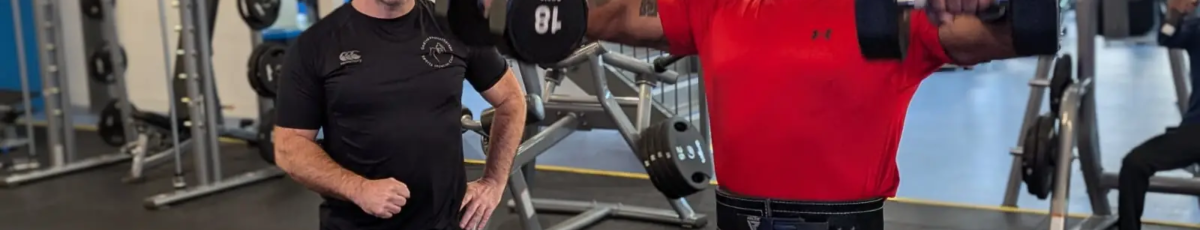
left=275, top=132, right=365, bottom=200
left=482, top=98, right=527, bottom=183
left=586, top=0, right=671, bottom=50
left=936, top=16, right=1017, bottom=65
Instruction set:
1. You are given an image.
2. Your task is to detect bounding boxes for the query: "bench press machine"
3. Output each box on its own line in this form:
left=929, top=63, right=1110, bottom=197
left=462, top=42, right=708, bottom=229
left=0, top=0, right=131, bottom=187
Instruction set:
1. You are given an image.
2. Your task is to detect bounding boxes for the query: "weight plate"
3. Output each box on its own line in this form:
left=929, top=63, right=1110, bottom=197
left=662, top=117, right=711, bottom=197
left=257, top=109, right=277, bottom=164
left=503, top=0, right=588, bottom=65
left=1048, top=55, right=1074, bottom=116
left=248, top=42, right=287, bottom=98
left=97, top=100, right=127, bottom=147
left=238, top=0, right=282, bottom=31
left=88, top=45, right=127, bottom=84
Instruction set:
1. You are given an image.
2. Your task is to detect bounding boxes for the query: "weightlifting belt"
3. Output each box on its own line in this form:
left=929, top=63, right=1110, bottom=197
left=715, top=187, right=885, bottom=230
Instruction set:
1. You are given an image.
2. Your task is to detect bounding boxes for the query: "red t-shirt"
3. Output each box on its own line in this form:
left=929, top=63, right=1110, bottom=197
left=659, top=0, right=953, bottom=201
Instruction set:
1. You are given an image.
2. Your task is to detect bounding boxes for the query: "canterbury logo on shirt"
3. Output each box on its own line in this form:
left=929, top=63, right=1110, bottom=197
left=339, top=50, right=362, bottom=65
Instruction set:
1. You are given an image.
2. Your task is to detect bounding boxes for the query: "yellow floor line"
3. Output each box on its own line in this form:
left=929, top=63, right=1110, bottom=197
left=463, top=160, right=1200, bottom=228
left=42, top=123, right=1200, bottom=228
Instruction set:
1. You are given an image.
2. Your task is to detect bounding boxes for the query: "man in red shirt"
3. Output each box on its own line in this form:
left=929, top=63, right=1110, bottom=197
left=581, top=0, right=1026, bottom=229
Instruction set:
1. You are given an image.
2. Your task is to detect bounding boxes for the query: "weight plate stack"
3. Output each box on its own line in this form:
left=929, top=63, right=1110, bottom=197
left=1022, top=114, right=1058, bottom=199
left=653, top=119, right=686, bottom=198
left=635, top=122, right=666, bottom=195
left=659, top=117, right=712, bottom=198
left=651, top=119, right=687, bottom=198
left=247, top=42, right=287, bottom=98
left=257, top=109, right=277, bottom=164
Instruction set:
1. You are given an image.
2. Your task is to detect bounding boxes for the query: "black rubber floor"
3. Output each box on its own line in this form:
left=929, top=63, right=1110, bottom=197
left=0, top=129, right=1194, bottom=230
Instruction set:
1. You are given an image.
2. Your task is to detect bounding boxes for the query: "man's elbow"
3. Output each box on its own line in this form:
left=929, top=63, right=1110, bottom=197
left=272, top=131, right=309, bottom=172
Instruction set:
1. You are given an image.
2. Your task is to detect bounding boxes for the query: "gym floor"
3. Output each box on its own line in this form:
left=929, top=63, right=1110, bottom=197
left=4, top=13, right=1200, bottom=230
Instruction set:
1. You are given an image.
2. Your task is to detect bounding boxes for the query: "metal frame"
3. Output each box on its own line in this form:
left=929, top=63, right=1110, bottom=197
left=1, top=0, right=131, bottom=187
left=143, top=0, right=284, bottom=209
left=464, top=42, right=707, bottom=230
left=1002, top=0, right=1200, bottom=229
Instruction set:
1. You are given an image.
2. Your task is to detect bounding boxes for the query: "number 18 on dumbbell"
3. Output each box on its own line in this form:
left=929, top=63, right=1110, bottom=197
left=435, top=0, right=588, bottom=65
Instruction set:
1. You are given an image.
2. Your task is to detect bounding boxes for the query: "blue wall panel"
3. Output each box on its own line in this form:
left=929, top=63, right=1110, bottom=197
left=0, top=0, right=44, bottom=110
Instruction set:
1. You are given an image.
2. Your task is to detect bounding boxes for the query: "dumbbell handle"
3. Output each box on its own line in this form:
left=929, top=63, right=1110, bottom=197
left=896, top=0, right=1009, bottom=22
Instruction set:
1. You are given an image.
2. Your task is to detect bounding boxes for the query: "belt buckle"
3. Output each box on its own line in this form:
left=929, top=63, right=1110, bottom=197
left=742, top=215, right=830, bottom=230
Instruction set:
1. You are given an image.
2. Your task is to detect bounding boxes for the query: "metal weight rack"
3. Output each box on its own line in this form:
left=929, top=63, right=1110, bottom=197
left=464, top=43, right=708, bottom=230
left=143, top=0, right=284, bottom=209
left=1001, top=1, right=1200, bottom=229
left=1, top=0, right=131, bottom=187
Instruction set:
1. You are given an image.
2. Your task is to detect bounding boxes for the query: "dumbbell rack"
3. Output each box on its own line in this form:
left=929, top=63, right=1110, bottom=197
left=143, top=0, right=284, bottom=209
left=0, top=0, right=131, bottom=187
left=466, top=42, right=708, bottom=230
left=1001, top=1, right=1200, bottom=229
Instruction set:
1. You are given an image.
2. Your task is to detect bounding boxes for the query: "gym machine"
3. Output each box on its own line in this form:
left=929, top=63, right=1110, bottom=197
left=0, top=0, right=131, bottom=187
left=461, top=42, right=709, bottom=230
left=1001, top=0, right=1200, bottom=229
left=143, top=0, right=285, bottom=209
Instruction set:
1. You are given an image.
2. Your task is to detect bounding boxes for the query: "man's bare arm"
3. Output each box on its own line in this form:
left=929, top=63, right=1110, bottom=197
left=478, top=70, right=527, bottom=183
left=275, top=128, right=365, bottom=200
left=586, top=0, right=671, bottom=50
left=936, top=16, right=1018, bottom=65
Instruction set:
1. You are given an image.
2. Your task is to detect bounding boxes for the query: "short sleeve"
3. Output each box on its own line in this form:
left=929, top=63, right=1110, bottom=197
left=895, top=11, right=954, bottom=84
left=907, top=11, right=953, bottom=66
left=465, top=47, right=508, bottom=92
left=275, top=40, right=326, bottom=130
left=658, top=0, right=717, bottom=55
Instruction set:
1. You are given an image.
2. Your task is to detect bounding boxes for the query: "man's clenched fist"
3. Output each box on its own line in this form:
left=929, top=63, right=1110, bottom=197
left=351, top=178, right=411, bottom=219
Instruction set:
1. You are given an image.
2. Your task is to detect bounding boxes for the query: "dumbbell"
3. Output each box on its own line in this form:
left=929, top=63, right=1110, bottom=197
left=856, top=0, right=1060, bottom=60
left=435, top=0, right=589, bottom=65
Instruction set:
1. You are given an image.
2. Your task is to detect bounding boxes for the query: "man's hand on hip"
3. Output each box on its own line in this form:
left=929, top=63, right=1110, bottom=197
left=350, top=178, right=411, bottom=219
left=459, top=178, right=506, bottom=230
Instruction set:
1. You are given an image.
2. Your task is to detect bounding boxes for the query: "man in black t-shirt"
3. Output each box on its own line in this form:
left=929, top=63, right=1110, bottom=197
left=272, top=0, right=527, bottom=229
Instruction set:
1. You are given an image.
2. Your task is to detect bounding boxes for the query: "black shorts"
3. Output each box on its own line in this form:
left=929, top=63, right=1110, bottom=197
left=716, top=187, right=885, bottom=230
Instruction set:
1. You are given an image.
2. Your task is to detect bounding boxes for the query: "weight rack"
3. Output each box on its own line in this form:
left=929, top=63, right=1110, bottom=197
left=465, top=43, right=708, bottom=230
left=0, top=0, right=131, bottom=187
left=1001, top=1, right=1200, bottom=229
left=143, top=0, right=284, bottom=209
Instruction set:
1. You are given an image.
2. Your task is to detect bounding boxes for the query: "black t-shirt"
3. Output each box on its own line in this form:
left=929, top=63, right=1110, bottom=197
left=275, top=2, right=507, bottom=230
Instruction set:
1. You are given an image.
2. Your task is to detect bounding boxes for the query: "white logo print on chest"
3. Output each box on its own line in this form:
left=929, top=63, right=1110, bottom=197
left=339, top=50, right=362, bottom=65
left=421, top=36, right=454, bottom=68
